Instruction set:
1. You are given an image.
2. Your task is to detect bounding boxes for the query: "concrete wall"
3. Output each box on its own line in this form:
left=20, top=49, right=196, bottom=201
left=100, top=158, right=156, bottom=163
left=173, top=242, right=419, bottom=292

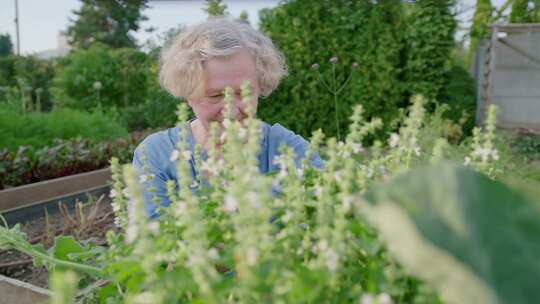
left=474, top=31, right=540, bottom=129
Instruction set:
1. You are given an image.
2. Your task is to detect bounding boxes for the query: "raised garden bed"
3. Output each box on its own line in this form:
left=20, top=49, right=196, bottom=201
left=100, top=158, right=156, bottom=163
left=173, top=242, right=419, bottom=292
left=0, top=274, right=51, bottom=304
left=0, top=168, right=117, bottom=293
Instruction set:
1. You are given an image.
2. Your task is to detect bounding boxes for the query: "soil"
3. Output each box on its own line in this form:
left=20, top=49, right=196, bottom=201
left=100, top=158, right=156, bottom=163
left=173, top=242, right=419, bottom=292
left=0, top=195, right=116, bottom=289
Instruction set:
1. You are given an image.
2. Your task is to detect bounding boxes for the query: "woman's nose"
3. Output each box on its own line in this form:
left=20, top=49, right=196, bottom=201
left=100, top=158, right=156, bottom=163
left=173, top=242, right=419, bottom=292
left=231, top=95, right=245, bottom=115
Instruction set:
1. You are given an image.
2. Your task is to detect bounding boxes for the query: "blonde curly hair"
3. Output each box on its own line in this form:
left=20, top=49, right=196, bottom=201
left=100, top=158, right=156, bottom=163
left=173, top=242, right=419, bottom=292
left=159, top=17, right=288, bottom=99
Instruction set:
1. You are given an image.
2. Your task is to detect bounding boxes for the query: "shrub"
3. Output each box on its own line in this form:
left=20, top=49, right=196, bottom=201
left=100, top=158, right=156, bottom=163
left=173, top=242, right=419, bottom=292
left=0, top=107, right=127, bottom=151
left=51, top=43, right=148, bottom=111
left=117, top=62, right=182, bottom=131
left=402, top=0, right=457, bottom=102
left=0, top=55, right=55, bottom=111
left=439, top=62, right=477, bottom=136
left=14, top=55, right=56, bottom=111
left=258, top=0, right=404, bottom=140
left=0, top=55, right=16, bottom=88
left=257, top=0, right=460, bottom=141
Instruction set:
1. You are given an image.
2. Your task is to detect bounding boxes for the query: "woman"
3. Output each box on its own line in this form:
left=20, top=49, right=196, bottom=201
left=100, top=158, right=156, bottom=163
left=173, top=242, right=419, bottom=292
left=134, top=17, right=322, bottom=217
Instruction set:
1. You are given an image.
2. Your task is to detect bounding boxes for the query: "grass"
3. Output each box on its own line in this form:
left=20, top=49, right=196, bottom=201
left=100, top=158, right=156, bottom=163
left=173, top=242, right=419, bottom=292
left=0, top=107, right=128, bottom=151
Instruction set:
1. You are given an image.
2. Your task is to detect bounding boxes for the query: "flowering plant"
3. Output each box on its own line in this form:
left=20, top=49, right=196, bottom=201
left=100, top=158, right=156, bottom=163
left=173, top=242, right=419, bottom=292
left=2, top=85, right=539, bottom=304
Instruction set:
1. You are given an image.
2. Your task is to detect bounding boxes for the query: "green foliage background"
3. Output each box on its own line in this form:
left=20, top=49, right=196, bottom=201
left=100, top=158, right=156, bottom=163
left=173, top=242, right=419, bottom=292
left=0, top=55, right=55, bottom=111
left=0, top=33, right=13, bottom=56
left=67, top=0, right=149, bottom=49
left=52, top=43, right=148, bottom=111
left=258, top=0, right=467, bottom=140
left=0, top=107, right=127, bottom=151
left=1, top=0, right=478, bottom=147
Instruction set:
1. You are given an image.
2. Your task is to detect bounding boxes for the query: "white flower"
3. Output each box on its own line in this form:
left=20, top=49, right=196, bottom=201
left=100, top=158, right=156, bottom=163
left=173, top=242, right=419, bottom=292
left=181, top=150, right=192, bottom=161
left=175, top=202, right=187, bottom=216
left=276, top=230, right=288, bottom=240
left=473, top=147, right=493, bottom=162
left=351, top=143, right=364, bottom=154
left=126, top=224, right=137, bottom=244
left=139, top=174, right=155, bottom=184
left=334, top=171, right=343, bottom=183
left=271, top=179, right=281, bottom=190
left=314, top=185, right=323, bottom=197
left=282, top=210, right=293, bottom=223
left=491, top=149, right=499, bottom=160
left=360, top=294, right=375, bottom=304
left=317, top=239, right=328, bottom=252
left=414, top=146, right=421, bottom=156
left=122, top=188, right=131, bottom=198
left=112, top=202, right=121, bottom=212
left=339, top=150, right=351, bottom=158
left=224, top=195, right=238, bottom=213
left=246, top=247, right=258, bottom=266
left=378, top=293, right=393, bottom=304
left=342, top=196, right=353, bottom=212
left=148, top=222, right=160, bottom=235
left=273, top=154, right=287, bottom=168
left=208, top=248, right=219, bottom=260
left=278, top=168, right=288, bottom=180
left=367, top=167, right=374, bottom=178
left=389, top=133, right=400, bottom=148
left=325, top=248, right=339, bottom=271
left=189, top=180, right=199, bottom=189
left=299, top=223, right=309, bottom=230
left=201, top=160, right=219, bottom=176
left=246, top=191, right=260, bottom=209
left=464, top=156, right=471, bottom=166
left=109, top=189, right=117, bottom=198
left=113, top=217, right=121, bottom=228
left=238, top=127, right=247, bottom=139
left=169, top=150, right=179, bottom=162
left=92, top=81, right=102, bottom=91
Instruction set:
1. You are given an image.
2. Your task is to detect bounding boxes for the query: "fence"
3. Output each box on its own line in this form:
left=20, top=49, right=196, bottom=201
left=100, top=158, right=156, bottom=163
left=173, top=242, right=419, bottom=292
left=473, top=24, right=540, bottom=130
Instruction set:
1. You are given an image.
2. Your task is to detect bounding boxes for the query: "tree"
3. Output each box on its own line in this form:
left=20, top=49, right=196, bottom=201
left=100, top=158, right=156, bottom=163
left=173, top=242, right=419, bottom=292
left=67, top=0, right=149, bottom=49
left=510, top=0, right=540, bottom=22
left=467, top=0, right=493, bottom=67
left=203, top=0, right=228, bottom=17
left=403, top=0, right=457, bottom=101
left=238, top=10, right=250, bottom=24
left=0, top=34, right=13, bottom=56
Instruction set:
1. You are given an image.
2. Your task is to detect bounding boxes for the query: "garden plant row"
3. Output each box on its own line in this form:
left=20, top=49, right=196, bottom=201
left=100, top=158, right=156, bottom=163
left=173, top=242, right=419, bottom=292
left=1, top=87, right=539, bottom=303
left=0, top=131, right=150, bottom=190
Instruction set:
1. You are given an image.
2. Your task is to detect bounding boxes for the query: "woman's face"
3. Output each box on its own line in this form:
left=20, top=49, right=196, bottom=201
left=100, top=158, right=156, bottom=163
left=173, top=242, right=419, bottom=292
left=187, top=48, right=260, bottom=131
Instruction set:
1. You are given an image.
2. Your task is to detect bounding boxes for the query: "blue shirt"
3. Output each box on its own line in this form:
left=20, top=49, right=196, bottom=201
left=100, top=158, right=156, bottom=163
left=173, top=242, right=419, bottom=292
left=132, top=121, right=323, bottom=217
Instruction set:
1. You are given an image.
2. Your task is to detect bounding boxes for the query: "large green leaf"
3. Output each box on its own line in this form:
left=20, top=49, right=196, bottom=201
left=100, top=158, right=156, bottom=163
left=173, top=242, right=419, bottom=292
left=50, top=235, right=86, bottom=261
left=363, top=162, right=540, bottom=304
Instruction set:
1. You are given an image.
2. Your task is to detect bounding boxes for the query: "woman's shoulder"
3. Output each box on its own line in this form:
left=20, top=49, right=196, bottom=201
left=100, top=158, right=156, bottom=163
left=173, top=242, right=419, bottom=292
left=134, top=126, right=184, bottom=168
left=266, top=123, right=308, bottom=147
left=138, top=127, right=180, bottom=151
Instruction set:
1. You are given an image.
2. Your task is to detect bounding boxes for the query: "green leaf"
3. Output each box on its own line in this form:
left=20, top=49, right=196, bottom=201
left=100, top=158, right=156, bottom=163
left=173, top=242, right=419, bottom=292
left=363, top=162, right=540, bottom=304
left=50, top=235, right=86, bottom=261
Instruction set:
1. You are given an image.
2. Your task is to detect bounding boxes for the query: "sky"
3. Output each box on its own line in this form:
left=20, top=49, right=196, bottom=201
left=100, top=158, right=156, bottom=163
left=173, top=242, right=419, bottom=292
left=0, top=0, right=508, bottom=55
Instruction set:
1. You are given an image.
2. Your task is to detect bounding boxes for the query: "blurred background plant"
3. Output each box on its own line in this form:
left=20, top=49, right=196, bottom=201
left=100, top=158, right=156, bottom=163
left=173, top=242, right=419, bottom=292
left=0, top=130, right=149, bottom=190
left=0, top=0, right=538, bottom=187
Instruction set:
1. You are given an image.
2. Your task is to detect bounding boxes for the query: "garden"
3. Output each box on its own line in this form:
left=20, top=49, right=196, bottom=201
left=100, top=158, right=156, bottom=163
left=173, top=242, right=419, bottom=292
left=1, top=0, right=540, bottom=303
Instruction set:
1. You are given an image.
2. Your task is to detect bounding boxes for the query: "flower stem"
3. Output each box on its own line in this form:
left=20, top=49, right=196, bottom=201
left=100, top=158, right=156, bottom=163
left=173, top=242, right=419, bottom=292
left=332, top=65, right=341, bottom=141
left=29, top=247, right=104, bottom=276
